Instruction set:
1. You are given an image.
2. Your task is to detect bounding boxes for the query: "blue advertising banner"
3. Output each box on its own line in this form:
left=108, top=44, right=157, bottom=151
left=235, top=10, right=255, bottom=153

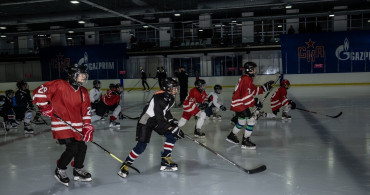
left=280, top=31, right=370, bottom=74
left=39, top=43, right=126, bottom=81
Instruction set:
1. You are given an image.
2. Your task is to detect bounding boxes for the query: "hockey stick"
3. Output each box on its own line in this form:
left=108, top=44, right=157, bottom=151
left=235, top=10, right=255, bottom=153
left=184, top=134, right=266, bottom=174
left=295, top=108, right=342, bottom=118
left=149, top=80, right=159, bottom=91
left=119, top=112, right=140, bottom=120
left=53, top=114, right=140, bottom=173
left=127, top=80, right=141, bottom=92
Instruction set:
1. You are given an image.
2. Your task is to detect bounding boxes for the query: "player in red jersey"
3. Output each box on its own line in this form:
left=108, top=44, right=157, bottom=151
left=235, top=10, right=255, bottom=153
left=265, top=79, right=296, bottom=119
left=91, top=83, right=122, bottom=128
left=226, top=62, right=273, bottom=149
left=33, top=64, right=94, bottom=186
left=178, top=79, right=208, bottom=138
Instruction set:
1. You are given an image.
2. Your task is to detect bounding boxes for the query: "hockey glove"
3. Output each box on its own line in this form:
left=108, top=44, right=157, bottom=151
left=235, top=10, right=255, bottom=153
left=220, top=105, right=227, bottom=111
left=254, top=98, right=263, bottom=110
left=40, top=104, right=54, bottom=117
left=198, top=103, right=208, bottom=110
left=82, top=124, right=94, bottom=142
left=262, top=80, right=274, bottom=92
left=170, top=126, right=184, bottom=140
left=290, top=100, right=296, bottom=110
left=168, top=118, right=179, bottom=126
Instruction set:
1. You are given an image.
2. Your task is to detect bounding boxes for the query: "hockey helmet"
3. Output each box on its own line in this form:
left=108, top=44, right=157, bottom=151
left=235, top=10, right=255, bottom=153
left=161, top=77, right=179, bottom=94
left=194, top=79, right=206, bottom=90
left=16, top=80, right=27, bottom=89
left=5, top=89, right=14, bottom=98
left=281, top=79, right=291, bottom=89
left=243, top=62, right=257, bottom=77
left=214, top=84, right=222, bottom=94
left=109, top=83, right=117, bottom=90
left=93, top=80, right=101, bottom=88
left=65, top=64, right=88, bottom=86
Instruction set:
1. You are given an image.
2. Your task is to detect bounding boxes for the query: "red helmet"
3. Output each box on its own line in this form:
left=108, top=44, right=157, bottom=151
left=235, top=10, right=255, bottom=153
left=280, top=79, right=290, bottom=88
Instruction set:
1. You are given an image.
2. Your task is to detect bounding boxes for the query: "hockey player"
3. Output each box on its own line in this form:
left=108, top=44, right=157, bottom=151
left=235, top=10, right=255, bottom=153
left=178, top=79, right=208, bottom=138
left=265, top=79, right=296, bottom=119
left=118, top=78, right=184, bottom=178
left=89, top=80, right=102, bottom=111
left=33, top=64, right=94, bottom=186
left=226, top=62, right=273, bottom=149
left=91, top=83, right=121, bottom=127
left=14, top=80, right=34, bottom=134
left=205, top=84, right=227, bottom=120
left=0, top=90, right=17, bottom=131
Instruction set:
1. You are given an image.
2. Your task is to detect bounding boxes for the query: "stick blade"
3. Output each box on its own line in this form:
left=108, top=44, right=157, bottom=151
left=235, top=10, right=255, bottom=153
left=332, top=112, right=342, bottom=118
left=245, top=164, right=267, bottom=174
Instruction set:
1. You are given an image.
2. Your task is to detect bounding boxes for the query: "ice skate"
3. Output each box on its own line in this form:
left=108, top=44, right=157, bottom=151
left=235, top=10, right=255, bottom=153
left=241, top=137, right=256, bottom=150
left=54, top=168, right=70, bottom=186
left=73, top=168, right=92, bottom=182
left=281, top=112, right=292, bottom=120
left=109, top=121, right=120, bottom=127
left=226, top=132, right=239, bottom=144
left=118, top=161, right=132, bottom=178
left=160, top=154, right=178, bottom=172
left=31, top=118, right=45, bottom=125
left=194, top=128, right=205, bottom=138
left=230, top=115, right=238, bottom=125
left=24, top=123, right=34, bottom=134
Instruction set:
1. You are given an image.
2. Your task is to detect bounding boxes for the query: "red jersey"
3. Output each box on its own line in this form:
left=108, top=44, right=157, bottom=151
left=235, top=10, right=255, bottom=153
left=182, top=87, right=207, bottom=119
left=102, top=89, right=120, bottom=106
left=230, top=75, right=263, bottom=112
left=270, top=87, right=290, bottom=112
left=33, top=79, right=91, bottom=141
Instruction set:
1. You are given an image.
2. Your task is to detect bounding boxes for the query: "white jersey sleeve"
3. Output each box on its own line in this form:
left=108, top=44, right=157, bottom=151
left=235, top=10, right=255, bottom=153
left=208, top=92, right=221, bottom=109
left=89, top=88, right=102, bottom=103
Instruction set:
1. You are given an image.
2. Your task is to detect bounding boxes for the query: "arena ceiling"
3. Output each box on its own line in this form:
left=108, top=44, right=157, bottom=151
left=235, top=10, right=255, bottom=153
left=0, top=0, right=370, bottom=36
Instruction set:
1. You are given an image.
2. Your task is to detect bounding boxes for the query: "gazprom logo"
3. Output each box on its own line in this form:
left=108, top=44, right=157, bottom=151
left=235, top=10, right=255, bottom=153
left=78, top=52, right=115, bottom=70
left=335, top=38, right=370, bottom=61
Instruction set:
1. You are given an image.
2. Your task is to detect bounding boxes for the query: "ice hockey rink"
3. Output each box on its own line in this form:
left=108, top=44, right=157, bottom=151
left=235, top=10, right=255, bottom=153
left=0, top=85, right=369, bottom=195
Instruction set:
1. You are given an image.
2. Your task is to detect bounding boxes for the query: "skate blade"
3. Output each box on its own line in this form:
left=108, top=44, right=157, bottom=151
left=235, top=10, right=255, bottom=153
left=117, top=171, right=128, bottom=178
left=194, top=135, right=205, bottom=138
left=160, top=166, right=178, bottom=172
left=226, top=139, right=239, bottom=145
left=241, top=145, right=256, bottom=150
left=54, top=175, right=69, bottom=186
left=74, top=176, right=92, bottom=182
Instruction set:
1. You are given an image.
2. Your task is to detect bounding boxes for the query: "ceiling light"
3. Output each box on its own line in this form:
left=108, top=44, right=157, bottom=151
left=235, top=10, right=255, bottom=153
left=143, top=25, right=149, bottom=28
left=174, top=13, right=181, bottom=17
left=1, top=35, right=6, bottom=38
left=368, top=19, right=370, bottom=22
left=0, top=26, right=6, bottom=30
left=68, top=30, right=75, bottom=33
left=232, top=20, right=237, bottom=23
left=78, top=20, right=85, bottom=24
left=67, top=37, right=73, bottom=40
left=70, top=1, right=79, bottom=4
left=285, top=4, right=292, bottom=9
left=198, top=29, right=203, bottom=32
left=278, top=25, right=282, bottom=28
left=329, top=14, right=335, bottom=17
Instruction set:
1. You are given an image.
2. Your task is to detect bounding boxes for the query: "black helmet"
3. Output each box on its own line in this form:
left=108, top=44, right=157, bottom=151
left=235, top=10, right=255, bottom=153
left=5, top=89, right=14, bottom=97
left=109, top=83, right=117, bottom=90
left=93, top=80, right=101, bottom=88
left=16, top=80, right=27, bottom=89
left=194, top=79, right=206, bottom=91
left=161, top=77, right=178, bottom=93
left=214, top=84, right=222, bottom=94
left=65, top=64, right=88, bottom=86
left=243, top=62, right=257, bottom=77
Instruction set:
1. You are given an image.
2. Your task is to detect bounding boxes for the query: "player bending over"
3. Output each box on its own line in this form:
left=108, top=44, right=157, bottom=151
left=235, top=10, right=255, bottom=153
left=264, top=79, right=296, bottom=119
left=226, top=62, right=273, bottom=149
left=177, top=79, right=208, bottom=138
left=33, top=64, right=94, bottom=186
left=118, top=78, right=184, bottom=178
left=205, top=84, right=227, bottom=120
